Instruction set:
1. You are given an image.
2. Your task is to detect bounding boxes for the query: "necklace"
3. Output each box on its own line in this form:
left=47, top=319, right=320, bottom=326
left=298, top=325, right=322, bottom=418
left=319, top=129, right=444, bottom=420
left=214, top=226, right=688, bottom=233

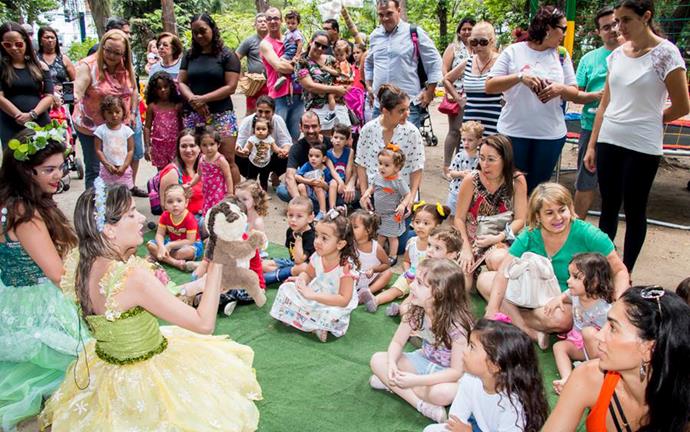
left=475, top=55, right=495, bottom=75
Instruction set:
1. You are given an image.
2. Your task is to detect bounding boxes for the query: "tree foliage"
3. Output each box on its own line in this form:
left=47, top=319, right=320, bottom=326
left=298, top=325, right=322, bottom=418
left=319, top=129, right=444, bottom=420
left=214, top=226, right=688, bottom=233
left=0, top=0, right=58, bottom=24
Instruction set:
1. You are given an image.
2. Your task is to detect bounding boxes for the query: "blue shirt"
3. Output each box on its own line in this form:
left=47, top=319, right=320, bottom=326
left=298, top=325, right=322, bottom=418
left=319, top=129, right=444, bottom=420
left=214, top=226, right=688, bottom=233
left=297, top=162, right=332, bottom=183
left=576, top=47, right=612, bottom=131
left=365, top=21, right=442, bottom=107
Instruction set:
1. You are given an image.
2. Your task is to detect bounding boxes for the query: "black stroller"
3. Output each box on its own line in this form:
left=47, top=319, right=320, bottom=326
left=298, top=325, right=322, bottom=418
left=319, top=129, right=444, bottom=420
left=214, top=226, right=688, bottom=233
left=418, top=105, right=438, bottom=146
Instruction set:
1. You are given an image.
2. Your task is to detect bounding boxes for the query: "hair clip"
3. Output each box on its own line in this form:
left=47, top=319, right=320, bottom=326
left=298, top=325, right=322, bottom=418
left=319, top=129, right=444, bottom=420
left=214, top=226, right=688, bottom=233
left=491, top=312, right=513, bottom=324
left=436, top=202, right=446, bottom=217
left=93, top=177, right=107, bottom=232
left=412, top=200, right=426, bottom=212
left=385, top=143, right=400, bottom=152
left=326, top=208, right=340, bottom=221
left=640, top=286, right=665, bottom=317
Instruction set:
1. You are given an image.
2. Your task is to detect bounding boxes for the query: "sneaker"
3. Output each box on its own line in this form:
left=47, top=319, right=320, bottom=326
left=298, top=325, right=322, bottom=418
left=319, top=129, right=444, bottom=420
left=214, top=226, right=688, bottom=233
left=386, top=303, right=400, bottom=317
left=223, top=300, right=238, bottom=317
left=315, top=210, right=325, bottom=221
left=130, top=186, right=148, bottom=197
left=275, top=76, right=287, bottom=90
left=358, top=288, right=378, bottom=313
left=369, top=375, right=390, bottom=391
left=314, top=329, right=328, bottom=342
left=416, top=400, right=447, bottom=423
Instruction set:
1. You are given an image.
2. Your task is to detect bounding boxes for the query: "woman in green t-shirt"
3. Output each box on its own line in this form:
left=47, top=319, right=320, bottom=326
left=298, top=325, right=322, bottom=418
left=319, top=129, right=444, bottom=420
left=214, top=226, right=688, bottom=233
left=480, top=183, right=629, bottom=348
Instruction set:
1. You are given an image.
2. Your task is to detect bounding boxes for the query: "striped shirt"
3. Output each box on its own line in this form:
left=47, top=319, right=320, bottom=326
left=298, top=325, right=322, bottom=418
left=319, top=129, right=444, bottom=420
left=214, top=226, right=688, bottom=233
left=462, top=57, right=502, bottom=136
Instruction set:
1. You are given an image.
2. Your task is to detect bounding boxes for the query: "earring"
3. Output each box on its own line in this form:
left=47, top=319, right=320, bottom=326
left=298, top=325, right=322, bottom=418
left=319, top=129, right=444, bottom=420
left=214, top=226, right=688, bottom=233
left=639, top=362, right=647, bottom=381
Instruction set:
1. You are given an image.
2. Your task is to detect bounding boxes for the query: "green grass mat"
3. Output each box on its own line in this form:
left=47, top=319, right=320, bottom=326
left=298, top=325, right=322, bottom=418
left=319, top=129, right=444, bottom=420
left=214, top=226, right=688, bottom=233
left=138, top=234, right=563, bottom=431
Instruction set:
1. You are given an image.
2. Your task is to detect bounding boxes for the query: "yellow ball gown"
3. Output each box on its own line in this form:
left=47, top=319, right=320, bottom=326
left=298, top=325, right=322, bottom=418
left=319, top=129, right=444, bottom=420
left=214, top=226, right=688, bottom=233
left=39, top=253, right=262, bottom=431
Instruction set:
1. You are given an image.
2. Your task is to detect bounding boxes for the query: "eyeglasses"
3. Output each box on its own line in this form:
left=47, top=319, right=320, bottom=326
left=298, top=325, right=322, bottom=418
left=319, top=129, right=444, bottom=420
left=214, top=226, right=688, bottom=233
left=313, top=41, right=329, bottom=50
left=469, top=38, right=491, bottom=47
left=157, top=42, right=171, bottom=48
left=104, top=47, right=124, bottom=57
left=554, top=24, right=568, bottom=33
left=640, top=286, right=665, bottom=318
left=600, top=22, right=619, bottom=32
left=1, top=41, right=25, bottom=50
left=266, top=16, right=281, bottom=22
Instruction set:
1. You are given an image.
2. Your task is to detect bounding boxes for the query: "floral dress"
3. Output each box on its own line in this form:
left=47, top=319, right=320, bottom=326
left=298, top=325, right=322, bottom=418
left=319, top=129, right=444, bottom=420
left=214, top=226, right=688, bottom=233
left=270, top=254, right=358, bottom=338
left=200, top=155, right=229, bottom=216
left=296, top=55, right=337, bottom=110
left=150, top=105, right=181, bottom=169
left=40, top=252, right=262, bottom=431
left=0, top=211, right=88, bottom=431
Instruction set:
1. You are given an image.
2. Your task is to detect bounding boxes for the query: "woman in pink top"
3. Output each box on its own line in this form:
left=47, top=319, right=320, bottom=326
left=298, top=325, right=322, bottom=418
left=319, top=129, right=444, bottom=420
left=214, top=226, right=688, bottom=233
left=73, top=29, right=137, bottom=189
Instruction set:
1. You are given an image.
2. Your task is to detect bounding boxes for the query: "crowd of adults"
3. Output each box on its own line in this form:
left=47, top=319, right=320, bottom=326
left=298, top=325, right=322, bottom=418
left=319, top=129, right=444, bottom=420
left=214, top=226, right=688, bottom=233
left=2, top=0, right=690, bottom=429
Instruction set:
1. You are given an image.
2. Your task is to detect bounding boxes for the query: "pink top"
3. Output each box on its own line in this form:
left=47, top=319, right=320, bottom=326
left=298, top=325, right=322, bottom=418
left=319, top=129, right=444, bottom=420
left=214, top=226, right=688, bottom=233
left=200, top=155, right=229, bottom=216
left=261, top=35, right=290, bottom=100
left=73, top=54, right=134, bottom=135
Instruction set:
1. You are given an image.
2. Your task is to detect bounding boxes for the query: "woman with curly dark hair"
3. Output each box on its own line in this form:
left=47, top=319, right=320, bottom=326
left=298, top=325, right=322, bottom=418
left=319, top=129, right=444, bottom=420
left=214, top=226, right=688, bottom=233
left=425, top=318, right=549, bottom=432
left=179, top=13, right=241, bottom=192
left=544, top=286, right=690, bottom=432
left=369, top=258, right=474, bottom=423
left=0, top=126, right=88, bottom=430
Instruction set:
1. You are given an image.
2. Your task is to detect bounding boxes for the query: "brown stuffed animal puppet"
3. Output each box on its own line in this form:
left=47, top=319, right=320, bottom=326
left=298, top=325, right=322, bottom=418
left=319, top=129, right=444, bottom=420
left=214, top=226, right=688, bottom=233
left=205, top=200, right=267, bottom=307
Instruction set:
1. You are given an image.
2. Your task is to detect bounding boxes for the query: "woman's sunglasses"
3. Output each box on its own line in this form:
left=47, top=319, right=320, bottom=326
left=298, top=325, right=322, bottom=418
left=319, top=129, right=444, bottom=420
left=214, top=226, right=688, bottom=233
left=313, top=41, right=329, bottom=50
left=1, top=41, right=25, bottom=50
left=469, top=38, right=490, bottom=47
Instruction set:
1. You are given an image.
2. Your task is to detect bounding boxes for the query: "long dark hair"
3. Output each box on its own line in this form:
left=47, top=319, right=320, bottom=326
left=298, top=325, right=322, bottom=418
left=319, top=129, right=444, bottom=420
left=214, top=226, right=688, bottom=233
left=479, top=134, right=519, bottom=198
left=188, top=13, right=225, bottom=59
left=620, top=286, right=690, bottom=431
left=316, top=207, right=360, bottom=269
left=145, top=71, right=183, bottom=104
left=615, top=0, right=661, bottom=36
left=570, top=253, right=615, bottom=303
left=73, top=185, right=132, bottom=316
left=405, top=259, right=474, bottom=349
left=472, top=319, right=549, bottom=431
left=0, top=22, right=44, bottom=86
left=37, top=26, right=61, bottom=55
left=0, top=130, right=77, bottom=257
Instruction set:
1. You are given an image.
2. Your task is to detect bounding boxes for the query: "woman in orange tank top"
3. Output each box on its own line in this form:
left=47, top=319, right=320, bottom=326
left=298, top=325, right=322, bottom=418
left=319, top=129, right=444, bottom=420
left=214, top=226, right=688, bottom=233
left=542, top=284, right=690, bottom=431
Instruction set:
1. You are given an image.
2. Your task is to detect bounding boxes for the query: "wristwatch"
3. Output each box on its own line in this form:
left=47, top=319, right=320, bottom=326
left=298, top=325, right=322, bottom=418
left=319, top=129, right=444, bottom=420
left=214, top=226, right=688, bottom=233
left=29, top=110, right=38, bottom=120
left=517, top=73, right=524, bottom=83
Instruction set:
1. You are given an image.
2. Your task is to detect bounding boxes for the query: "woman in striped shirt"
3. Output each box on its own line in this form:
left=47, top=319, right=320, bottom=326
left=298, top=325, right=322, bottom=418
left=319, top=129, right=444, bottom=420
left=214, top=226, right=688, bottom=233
left=443, top=22, right=502, bottom=136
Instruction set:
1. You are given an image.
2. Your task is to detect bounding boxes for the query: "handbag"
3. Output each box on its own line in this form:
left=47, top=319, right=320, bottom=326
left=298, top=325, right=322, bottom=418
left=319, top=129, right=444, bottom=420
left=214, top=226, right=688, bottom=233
left=504, top=252, right=561, bottom=309
left=238, top=73, right=266, bottom=97
left=438, top=97, right=460, bottom=115
left=476, top=211, right=513, bottom=238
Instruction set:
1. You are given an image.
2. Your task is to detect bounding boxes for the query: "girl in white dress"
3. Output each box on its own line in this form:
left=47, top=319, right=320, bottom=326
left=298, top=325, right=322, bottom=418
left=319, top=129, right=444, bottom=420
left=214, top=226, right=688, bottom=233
left=270, top=207, right=360, bottom=342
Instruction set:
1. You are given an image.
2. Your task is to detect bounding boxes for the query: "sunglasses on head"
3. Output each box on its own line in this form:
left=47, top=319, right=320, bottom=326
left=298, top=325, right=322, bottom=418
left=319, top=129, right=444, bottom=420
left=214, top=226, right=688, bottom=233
left=469, top=38, right=490, bottom=47
left=1, top=41, right=25, bottom=50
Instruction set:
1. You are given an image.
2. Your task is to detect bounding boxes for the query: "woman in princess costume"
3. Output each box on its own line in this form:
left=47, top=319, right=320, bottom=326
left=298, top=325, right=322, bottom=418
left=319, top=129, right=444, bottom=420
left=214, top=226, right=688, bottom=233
left=0, top=124, right=89, bottom=430
left=39, top=182, right=261, bottom=431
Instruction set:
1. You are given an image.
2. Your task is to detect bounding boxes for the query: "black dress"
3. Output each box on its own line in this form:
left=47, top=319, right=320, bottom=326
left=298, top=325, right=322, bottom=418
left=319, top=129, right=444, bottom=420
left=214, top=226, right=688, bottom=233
left=0, top=67, right=53, bottom=147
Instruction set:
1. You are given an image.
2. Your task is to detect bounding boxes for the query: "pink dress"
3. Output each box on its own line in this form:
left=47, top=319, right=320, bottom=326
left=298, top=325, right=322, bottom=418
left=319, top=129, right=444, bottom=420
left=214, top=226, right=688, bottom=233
left=150, top=105, right=181, bottom=169
left=200, top=155, right=229, bottom=216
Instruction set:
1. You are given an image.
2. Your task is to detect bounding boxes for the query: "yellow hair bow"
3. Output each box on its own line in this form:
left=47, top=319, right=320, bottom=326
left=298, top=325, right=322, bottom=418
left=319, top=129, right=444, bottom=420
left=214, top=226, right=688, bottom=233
left=412, top=200, right=426, bottom=212
left=436, top=202, right=446, bottom=217
left=386, top=143, right=400, bottom=152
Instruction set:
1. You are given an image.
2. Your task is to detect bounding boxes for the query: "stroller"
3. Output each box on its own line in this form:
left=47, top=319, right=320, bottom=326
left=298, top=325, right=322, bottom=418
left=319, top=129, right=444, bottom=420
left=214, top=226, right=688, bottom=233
left=50, top=105, right=84, bottom=193
left=418, top=105, right=438, bottom=147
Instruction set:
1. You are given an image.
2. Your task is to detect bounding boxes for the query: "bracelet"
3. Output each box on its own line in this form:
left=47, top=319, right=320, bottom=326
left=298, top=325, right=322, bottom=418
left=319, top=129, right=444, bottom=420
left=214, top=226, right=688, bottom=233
left=503, top=224, right=516, bottom=243
left=29, top=110, right=38, bottom=120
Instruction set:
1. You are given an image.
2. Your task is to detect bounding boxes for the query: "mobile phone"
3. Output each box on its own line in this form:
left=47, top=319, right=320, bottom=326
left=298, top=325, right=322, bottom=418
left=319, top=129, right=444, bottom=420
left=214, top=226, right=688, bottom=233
left=62, top=81, right=74, bottom=104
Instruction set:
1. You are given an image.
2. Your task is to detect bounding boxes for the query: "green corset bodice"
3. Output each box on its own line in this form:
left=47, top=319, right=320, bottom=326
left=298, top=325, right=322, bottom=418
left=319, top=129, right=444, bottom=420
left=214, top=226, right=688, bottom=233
left=0, top=208, right=46, bottom=286
left=86, top=307, right=167, bottom=365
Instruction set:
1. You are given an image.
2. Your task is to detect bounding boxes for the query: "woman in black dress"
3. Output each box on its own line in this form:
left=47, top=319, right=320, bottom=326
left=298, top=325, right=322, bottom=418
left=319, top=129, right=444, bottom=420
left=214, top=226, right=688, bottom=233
left=0, top=22, right=54, bottom=148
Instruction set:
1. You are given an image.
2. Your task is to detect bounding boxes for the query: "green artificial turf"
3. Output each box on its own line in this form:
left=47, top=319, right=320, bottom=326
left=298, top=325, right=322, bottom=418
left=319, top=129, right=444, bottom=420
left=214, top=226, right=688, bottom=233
left=138, top=236, right=563, bottom=431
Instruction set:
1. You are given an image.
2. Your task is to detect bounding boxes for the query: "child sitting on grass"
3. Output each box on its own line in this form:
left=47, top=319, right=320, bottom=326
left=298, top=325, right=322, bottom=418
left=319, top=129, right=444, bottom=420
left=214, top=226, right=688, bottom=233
left=147, top=184, right=202, bottom=272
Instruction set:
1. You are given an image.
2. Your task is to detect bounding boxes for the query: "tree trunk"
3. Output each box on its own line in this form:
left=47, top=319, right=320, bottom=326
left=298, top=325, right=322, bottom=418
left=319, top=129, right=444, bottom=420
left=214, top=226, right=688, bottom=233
left=255, top=0, right=270, bottom=12
left=86, top=0, right=111, bottom=38
left=436, top=0, right=448, bottom=50
left=161, top=0, right=177, bottom=35
left=399, top=0, right=408, bottom=21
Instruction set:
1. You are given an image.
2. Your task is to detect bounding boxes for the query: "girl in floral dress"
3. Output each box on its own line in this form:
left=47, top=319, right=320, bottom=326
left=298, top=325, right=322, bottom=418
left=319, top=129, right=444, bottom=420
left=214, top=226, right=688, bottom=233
left=190, top=126, right=233, bottom=216
left=270, top=207, right=360, bottom=342
left=144, top=71, right=182, bottom=170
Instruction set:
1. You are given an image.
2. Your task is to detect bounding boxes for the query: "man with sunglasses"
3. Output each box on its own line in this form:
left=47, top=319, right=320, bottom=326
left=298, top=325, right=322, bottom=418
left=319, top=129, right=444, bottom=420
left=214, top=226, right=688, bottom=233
left=365, top=0, right=442, bottom=129
left=570, top=7, right=621, bottom=220
left=260, top=7, right=305, bottom=142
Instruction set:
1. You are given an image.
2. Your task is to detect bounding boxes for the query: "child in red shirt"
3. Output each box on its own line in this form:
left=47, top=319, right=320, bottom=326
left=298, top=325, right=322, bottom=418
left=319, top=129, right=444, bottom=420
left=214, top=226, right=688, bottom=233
left=146, top=184, right=202, bottom=271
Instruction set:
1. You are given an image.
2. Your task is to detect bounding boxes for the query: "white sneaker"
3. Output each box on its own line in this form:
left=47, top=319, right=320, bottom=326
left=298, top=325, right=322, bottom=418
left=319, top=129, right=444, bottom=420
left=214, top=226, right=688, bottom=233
left=369, top=375, right=390, bottom=391
left=223, top=300, right=238, bottom=317
left=416, top=400, right=447, bottom=423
